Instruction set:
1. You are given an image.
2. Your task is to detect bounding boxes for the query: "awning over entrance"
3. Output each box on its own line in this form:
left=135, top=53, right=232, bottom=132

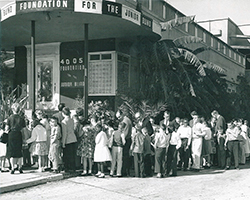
left=1, top=0, right=161, bottom=50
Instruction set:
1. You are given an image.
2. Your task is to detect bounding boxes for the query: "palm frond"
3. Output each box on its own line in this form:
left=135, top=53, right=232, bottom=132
left=178, top=48, right=206, bottom=76
left=202, top=61, right=226, bottom=74
left=173, top=36, right=203, bottom=47
left=193, top=46, right=210, bottom=55
left=161, top=16, right=195, bottom=31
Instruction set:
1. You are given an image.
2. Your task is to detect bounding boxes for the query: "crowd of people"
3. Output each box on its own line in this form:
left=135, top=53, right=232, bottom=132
left=0, top=102, right=250, bottom=179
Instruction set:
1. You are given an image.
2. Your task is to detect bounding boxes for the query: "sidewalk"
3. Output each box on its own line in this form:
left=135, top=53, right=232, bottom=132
left=0, top=167, right=80, bottom=194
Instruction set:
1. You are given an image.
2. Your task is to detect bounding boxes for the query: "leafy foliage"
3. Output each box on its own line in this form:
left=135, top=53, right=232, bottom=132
left=161, top=16, right=195, bottom=30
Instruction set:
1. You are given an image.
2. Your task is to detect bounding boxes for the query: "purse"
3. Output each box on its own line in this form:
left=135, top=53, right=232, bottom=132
left=0, top=132, right=8, bottom=144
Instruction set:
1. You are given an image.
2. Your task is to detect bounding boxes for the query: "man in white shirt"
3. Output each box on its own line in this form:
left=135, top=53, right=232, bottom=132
left=177, top=118, right=192, bottom=171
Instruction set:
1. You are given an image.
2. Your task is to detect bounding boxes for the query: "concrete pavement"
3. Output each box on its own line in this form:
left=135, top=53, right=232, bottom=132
left=0, top=167, right=81, bottom=194
left=1, top=160, right=250, bottom=195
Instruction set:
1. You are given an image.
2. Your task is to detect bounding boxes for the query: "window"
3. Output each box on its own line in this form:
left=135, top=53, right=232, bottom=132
left=163, top=4, right=166, bottom=19
left=88, top=52, right=115, bottom=95
left=223, top=46, right=226, bottom=54
left=234, top=52, right=236, bottom=60
left=195, top=27, right=198, bottom=37
left=149, top=0, right=152, bottom=10
left=239, top=55, right=241, bottom=63
left=217, top=42, right=220, bottom=52
left=203, top=32, right=206, bottom=42
left=229, top=50, right=231, bottom=57
left=211, top=37, right=214, bottom=47
left=185, top=23, right=189, bottom=32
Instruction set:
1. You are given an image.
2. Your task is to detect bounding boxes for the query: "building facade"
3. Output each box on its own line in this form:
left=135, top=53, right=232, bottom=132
left=1, top=0, right=246, bottom=112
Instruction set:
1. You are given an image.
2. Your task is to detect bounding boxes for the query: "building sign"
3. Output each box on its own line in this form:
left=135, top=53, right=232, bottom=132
left=122, top=4, right=141, bottom=26
left=102, top=0, right=121, bottom=18
left=74, top=0, right=102, bottom=14
left=141, top=14, right=152, bottom=30
left=1, top=2, right=16, bottom=21
left=60, top=42, right=85, bottom=100
left=16, top=0, right=73, bottom=13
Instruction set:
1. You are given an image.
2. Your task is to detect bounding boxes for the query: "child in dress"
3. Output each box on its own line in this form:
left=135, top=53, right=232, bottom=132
left=0, top=122, right=9, bottom=172
left=94, top=124, right=112, bottom=178
left=21, top=119, right=32, bottom=168
left=26, top=120, right=48, bottom=172
left=109, top=122, right=126, bottom=177
left=48, top=117, right=62, bottom=173
left=201, top=120, right=212, bottom=168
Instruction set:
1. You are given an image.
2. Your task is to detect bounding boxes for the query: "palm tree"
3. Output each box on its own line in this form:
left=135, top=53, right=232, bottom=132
left=117, top=36, right=229, bottom=119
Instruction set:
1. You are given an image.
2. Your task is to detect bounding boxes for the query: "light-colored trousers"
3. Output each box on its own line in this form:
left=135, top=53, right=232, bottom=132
left=111, top=146, right=123, bottom=176
left=191, top=137, right=203, bottom=169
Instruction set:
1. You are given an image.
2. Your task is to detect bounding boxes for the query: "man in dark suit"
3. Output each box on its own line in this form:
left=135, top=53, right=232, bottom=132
left=211, top=110, right=227, bottom=169
left=116, top=109, right=132, bottom=177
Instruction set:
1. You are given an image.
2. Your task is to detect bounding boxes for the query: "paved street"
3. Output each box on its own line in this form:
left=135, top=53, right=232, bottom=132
left=1, top=163, right=250, bottom=200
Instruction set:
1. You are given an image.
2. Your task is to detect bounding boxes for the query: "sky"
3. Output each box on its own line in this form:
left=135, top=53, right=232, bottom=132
left=166, top=0, right=250, bottom=35
left=1, top=0, right=250, bottom=34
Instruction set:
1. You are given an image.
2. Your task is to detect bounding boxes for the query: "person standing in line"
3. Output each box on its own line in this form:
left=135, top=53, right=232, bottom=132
left=142, top=127, right=153, bottom=177
left=191, top=114, right=206, bottom=172
left=166, top=124, right=181, bottom=177
left=48, top=117, right=62, bottom=173
left=153, top=125, right=168, bottom=178
left=224, top=121, right=240, bottom=170
left=130, top=124, right=145, bottom=178
left=177, top=118, right=192, bottom=171
left=5, top=103, right=26, bottom=174
left=109, top=122, right=126, bottom=177
left=26, top=119, right=48, bottom=172
left=94, top=124, right=112, bottom=178
left=211, top=110, right=227, bottom=169
left=210, top=116, right=217, bottom=166
left=36, top=110, right=51, bottom=170
left=21, top=119, right=32, bottom=168
left=238, top=119, right=250, bottom=163
left=77, top=115, right=97, bottom=176
left=116, top=109, right=132, bottom=177
left=53, top=103, right=66, bottom=125
left=0, top=122, right=9, bottom=172
left=201, top=120, right=213, bottom=168
left=61, top=107, right=77, bottom=173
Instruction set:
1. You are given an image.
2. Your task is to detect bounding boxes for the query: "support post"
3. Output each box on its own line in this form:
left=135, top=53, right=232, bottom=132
left=31, top=20, right=36, bottom=112
left=84, top=24, right=89, bottom=118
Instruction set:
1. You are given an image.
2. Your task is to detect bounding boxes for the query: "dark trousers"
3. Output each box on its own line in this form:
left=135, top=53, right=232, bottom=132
left=63, top=142, right=76, bottom=172
left=22, top=149, right=31, bottom=166
left=226, top=140, right=239, bottom=168
left=122, top=138, right=132, bottom=176
left=178, top=138, right=190, bottom=169
left=133, top=153, right=144, bottom=177
left=144, top=154, right=152, bottom=176
left=154, top=147, right=166, bottom=174
left=166, top=145, right=178, bottom=175
left=218, top=137, right=226, bottom=168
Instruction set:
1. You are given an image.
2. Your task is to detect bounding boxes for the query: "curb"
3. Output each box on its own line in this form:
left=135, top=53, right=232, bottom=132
left=0, top=173, right=63, bottom=194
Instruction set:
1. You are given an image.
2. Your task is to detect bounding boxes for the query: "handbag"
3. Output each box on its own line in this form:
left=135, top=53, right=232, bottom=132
left=0, top=132, right=8, bottom=144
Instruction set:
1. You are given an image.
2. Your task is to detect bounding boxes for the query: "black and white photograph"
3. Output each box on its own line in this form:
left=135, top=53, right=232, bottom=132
left=1, top=0, right=250, bottom=199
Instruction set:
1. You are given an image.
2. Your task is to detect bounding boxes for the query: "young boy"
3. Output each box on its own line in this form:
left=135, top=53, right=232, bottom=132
left=130, top=124, right=145, bottom=178
left=21, top=119, right=32, bottom=168
left=142, top=127, right=152, bottom=177
left=109, top=122, right=126, bottom=177
left=49, top=117, right=62, bottom=173
left=154, top=124, right=169, bottom=178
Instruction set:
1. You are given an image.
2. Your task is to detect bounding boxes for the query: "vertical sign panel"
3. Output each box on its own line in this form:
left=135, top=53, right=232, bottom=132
left=60, top=42, right=85, bottom=101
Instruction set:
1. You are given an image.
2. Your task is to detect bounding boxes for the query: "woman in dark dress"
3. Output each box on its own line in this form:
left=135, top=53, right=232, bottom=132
left=5, top=103, right=26, bottom=174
